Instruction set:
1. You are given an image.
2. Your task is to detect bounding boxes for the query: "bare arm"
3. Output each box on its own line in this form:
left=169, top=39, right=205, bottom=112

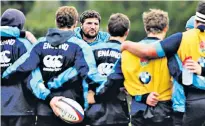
left=121, top=41, right=159, bottom=59
left=121, top=33, right=183, bottom=59
left=26, top=31, right=37, bottom=44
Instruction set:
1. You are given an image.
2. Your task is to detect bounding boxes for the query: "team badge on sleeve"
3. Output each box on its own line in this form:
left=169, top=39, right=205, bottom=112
left=139, top=72, right=151, bottom=84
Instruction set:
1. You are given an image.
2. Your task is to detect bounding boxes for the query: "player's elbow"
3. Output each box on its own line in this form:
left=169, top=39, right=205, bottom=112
left=140, top=49, right=150, bottom=58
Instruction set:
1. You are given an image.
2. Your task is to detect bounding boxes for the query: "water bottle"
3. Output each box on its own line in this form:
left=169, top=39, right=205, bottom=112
left=182, top=56, right=193, bottom=85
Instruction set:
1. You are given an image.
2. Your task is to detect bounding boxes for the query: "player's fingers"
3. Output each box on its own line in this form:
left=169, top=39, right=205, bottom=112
left=189, top=69, right=197, bottom=73
left=185, top=63, right=195, bottom=67
left=185, top=59, right=195, bottom=64
left=185, top=66, right=195, bottom=70
left=152, top=92, right=159, bottom=97
left=152, top=97, right=159, bottom=102
left=149, top=102, right=157, bottom=107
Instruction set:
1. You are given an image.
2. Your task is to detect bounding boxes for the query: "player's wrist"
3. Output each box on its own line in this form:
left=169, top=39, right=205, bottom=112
left=20, top=31, right=26, bottom=38
left=201, top=66, right=205, bottom=76
left=141, top=93, right=149, bottom=104
left=45, top=93, right=55, bottom=105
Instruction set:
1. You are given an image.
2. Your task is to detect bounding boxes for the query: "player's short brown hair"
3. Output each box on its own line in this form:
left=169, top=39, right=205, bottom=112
left=108, top=13, right=130, bottom=37
left=55, top=6, right=78, bottom=28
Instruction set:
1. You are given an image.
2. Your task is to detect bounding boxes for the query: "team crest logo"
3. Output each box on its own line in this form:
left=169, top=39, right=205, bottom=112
left=200, top=41, right=205, bottom=52
left=198, top=57, right=205, bottom=67
left=140, top=58, right=149, bottom=66
left=97, top=63, right=114, bottom=76
left=0, top=50, right=12, bottom=67
left=139, top=72, right=151, bottom=84
left=43, top=55, right=63, bottom=71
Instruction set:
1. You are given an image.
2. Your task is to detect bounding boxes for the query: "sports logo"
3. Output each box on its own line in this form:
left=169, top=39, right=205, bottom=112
left=98, top=63, right=114, bottom=76
left=198, top=57, right=205, bottom=67
left=200, top=41, right=205, bottom=52
left=0, top=50, right=11, bottom=67
left=140, top=58, right=149, bottom=66
left=43, top=55, right=63, bottom=71
left=139, top=72, right=151, bottom=84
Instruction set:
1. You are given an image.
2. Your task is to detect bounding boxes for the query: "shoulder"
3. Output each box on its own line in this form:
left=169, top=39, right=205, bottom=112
left=37, top=37, right=46, bottom=42
left=67, top=36, right=91, bottom=50
left=26, top=37, right=47, bottom=52
left=91, top=42, right=107, bottom=50
left=97, top=31, right=110, bottom=41
left=67, top=36, right=85, bottom=44
left=74, top=27, right=81, bottom=33
left=162, top=32, right=183, bottom=45
left=122, top=50, right=137, bottom=58
left=74, top=27, right=82, bottom=39
left=16, top=38, right=32, bottom=50
left=183, top=29, right=199, bottom=37
left=0, top=26, right=21, bottom=37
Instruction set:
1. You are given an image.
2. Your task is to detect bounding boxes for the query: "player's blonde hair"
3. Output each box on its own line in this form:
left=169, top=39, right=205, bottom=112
left=143, top=9, right=169, bottom=34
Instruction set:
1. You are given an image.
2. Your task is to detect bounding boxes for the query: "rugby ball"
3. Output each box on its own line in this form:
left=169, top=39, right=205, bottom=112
left=55, top=98, right=84, bottom=124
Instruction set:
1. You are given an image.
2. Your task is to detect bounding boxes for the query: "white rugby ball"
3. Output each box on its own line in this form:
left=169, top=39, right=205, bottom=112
left=56, top=98, right=84, bottom=124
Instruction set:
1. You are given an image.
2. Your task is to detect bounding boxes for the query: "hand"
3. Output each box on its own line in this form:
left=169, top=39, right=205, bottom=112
left=25, top=31, right=37, bottom=44
left=146, top=92, right=159, bottom=107
left=184, top=59, right=202, bottom=75
left=50, top=96, right=65, bottom=117
left=87, top=90, right=96, bottom=104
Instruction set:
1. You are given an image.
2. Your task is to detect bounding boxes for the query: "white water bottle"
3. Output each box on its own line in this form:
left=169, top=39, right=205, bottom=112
left=182, top=56, right=193, bottom=85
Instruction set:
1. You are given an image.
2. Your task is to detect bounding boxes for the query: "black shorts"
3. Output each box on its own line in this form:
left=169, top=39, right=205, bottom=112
left=1, top=116, right=36, bottom=126
left=131, top=101, right=173, bottom=126
left=183, top=87, right=205, bottom=126
left=172, top=112, right=184, bottom=126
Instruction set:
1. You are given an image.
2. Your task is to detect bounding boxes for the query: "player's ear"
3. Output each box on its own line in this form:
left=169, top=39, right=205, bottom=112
left=125, top=29, right=130, bottom=36
left=163, top=25, right=169, bottom=33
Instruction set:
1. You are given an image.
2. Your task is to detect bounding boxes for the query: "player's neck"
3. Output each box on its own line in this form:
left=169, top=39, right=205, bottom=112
left=147, top=32, right=165, bottom=40
left=109, top=36, right=126, bottom=43
left=83, top=36, right=96, bottom=43
left=59, top=27, right=75, bottom=31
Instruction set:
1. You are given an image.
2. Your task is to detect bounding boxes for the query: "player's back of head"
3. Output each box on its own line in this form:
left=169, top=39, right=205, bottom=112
left=108, top=13, right=130, bottom=37
left=195, top=1, right=205, bottom=24
left=55, top=6, right=78, bottom=29
left=1, top=8, right=26, bottom=30
left=143, top=9, right=169, bottom=34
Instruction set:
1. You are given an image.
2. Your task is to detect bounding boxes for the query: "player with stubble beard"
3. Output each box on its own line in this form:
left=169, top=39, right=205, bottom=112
left=74, top=10, right=110, bottom=45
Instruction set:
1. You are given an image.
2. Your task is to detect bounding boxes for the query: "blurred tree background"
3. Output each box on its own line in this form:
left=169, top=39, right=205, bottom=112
left=1, top=1, right=198, bottom=41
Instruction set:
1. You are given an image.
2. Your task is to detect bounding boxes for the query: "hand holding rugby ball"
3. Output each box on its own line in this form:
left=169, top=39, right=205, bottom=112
left=51, top=97, right=84, bottom=124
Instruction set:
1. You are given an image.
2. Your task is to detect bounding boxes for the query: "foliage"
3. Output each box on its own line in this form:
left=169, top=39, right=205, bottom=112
left=1, top=1, right=198, bottom=40
left=88, top=1, right=198, bottom=41
left=24, top=1, right=88, bottom=38
left=24, top=1, right=60, bottom=38
left=1, top=1, right=34, bottom=15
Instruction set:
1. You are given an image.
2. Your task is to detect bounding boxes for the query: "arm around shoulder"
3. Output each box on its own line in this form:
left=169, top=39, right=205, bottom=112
left=122, top=41, right=159, bottom=59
